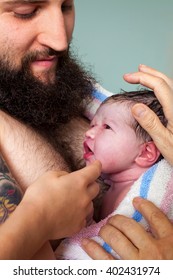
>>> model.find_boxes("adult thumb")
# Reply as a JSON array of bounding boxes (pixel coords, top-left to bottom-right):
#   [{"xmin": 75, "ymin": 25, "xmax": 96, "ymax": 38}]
[
  {"xmin": 133, "ymin": 104, "xmax": 173, "ymax": 165},
  {"xmin": 131, "ymin": 103, "xmax": 167, "ymax": 148}
]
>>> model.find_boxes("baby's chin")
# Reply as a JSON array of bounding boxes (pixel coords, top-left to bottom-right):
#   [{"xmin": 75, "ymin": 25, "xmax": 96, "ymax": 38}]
[
  {"xmin": 85, "ymin": 156, "xmax": 105, "ymax": 172},
  {"xmin": 84, "ymin": 154, "xmax": 96, "ymax": 166},
  {"xmin": 85, "ymin": 159, "xmax": 94, "ymax": 166}
]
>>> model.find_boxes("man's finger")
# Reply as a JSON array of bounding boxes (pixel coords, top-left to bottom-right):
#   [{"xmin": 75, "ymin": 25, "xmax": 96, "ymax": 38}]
[
  {"xmin": 99, "ymin": 222, "xmax": 138, "ymax": 259},
  {"xmin": 131, "ymin": 103, "xmax": 167, "ymax": 141},
  {"xmin": 81, "ymin": 238, "xmax": 115, "ymax": 260},
  {"xmin": 131, "ymin": 104, "xmax": 173, "ymax": 164},
  {"xmin": 87, "ymin": 182, "xmax": 100, "ymax": 199},
  {"xmin": 104, "ymin": 215, "xmax": 153, "ymax": 254},
  {"xmin": 138, "ymin": 65, "xmax": 173, "ymax": 87},
  {"xmin": 123, "ymin": 72, "xmax": 173, "ymax": 115},
  {"xmin": 72, "ymin": 160, "xmax": 102, "ymax": 183},
  {"xmin": 133, "ymin": 197, "xmax": 173, "ymax": 238}
]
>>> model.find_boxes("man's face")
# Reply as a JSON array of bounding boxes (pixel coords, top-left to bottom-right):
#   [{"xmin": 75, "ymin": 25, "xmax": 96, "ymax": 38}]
[
  {"xmin": 0, "ymin": 0, "xmax": 95, "ymax": 128},
  {"xmin": 0, "ymin": 0, "xmax": 75, "ymax": 83}
]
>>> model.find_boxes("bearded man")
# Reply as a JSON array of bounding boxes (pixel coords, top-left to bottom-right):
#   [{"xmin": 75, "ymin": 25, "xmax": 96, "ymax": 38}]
[
  {"xmin": 0, "ymin": 0, "xmax": 101, "ymax": 259},
  {"xmin": 0, "ymin": 0, "xmax": 172, "ymax": 261}
]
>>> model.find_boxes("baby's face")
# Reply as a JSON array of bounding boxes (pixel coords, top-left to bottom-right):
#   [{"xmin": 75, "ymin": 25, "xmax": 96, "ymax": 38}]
[{"xmin": 83, "ymin": 102, "xmax": 143, "ymax": 174}]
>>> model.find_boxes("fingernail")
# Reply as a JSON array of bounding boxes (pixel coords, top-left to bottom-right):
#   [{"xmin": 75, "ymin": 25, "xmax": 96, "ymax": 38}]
[
  {"xmin": 133, "ymin": 197, "xmax": 143, "ymax": 205},
  {"xmin": 132, "ymin": 104, "xmax": 146, "ymax": 118}
]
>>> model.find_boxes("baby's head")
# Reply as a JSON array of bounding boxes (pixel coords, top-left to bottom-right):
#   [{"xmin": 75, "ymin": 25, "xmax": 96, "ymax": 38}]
[
  {"xmin": 84, "ymin": 89, "xmax": 167, "ymax": 174},
  {"xmin": 102, "ymin": 89, "xmax": 167, "ymax": 144}
]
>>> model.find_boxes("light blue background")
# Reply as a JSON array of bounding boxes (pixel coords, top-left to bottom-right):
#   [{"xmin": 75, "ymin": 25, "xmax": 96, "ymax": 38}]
[{"xmin": 73, "ymin": 0, "xmax": 173, "ymax": 93}]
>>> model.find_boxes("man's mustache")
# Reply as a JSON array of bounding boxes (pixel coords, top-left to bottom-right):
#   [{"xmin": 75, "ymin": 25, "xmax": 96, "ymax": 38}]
[{"xmin": 22, "ymin": 48, "xmax": 68, "ymax": 64}]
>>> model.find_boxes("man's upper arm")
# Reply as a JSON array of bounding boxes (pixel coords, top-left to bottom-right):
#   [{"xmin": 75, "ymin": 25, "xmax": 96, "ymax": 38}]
[{"xmin": 0, "ymin": 157, "xmax": 23, "ymax": 223}]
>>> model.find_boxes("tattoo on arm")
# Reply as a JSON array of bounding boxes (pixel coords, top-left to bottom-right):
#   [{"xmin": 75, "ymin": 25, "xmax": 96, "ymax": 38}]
[{"xmin": 0, "ymin": 157, "xmax": 23, "ymax": 223}]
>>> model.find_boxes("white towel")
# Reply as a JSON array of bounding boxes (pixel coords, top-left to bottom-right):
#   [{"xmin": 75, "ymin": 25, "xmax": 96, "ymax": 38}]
[{"xmin": 55, "ymin": 159, "xmax": 173, "ymax": 259}]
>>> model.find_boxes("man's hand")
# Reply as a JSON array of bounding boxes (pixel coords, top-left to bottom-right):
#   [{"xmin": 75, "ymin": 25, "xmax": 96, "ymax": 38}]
[
  {"xmin": 24, "ymin": 160, "xmax": 101, "ymax": 240},
  {"xmin": 124, "ymin": 65, "xmax": 173, "ymax": 165},
  {"xmin": 0, "ymin": 161, "xmax": 101, "ymax": 259},
  {"xmin": 82, "ymin": 198, "xmax": 173, "ymax": 260}
]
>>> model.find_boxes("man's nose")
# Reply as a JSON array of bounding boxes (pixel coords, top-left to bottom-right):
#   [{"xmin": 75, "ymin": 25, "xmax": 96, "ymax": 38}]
[{"xmin": 37, "ymin": 10, "xmax": 70, "ymax": 52}]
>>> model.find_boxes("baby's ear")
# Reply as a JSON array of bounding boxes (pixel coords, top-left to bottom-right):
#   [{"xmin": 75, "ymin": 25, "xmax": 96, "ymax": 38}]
[{"xmin": 135, "ymin": 141, "xmax": 160, "ymax": 167}]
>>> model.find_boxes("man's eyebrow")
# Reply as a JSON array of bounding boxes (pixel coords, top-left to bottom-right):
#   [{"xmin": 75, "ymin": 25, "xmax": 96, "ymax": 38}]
[{"xmin": 2, "ymin": 0, "xmax": 45, "ymax": 4}]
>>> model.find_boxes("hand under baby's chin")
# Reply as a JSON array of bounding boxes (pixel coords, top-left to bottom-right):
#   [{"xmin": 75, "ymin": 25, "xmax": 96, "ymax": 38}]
[
  {"xmin": 84, "ymin": 155, "xmax": 96, "ymax": 166},
  {"xmin": 100, "ymin": 172, "xmax": 111, "ymax": 184}
]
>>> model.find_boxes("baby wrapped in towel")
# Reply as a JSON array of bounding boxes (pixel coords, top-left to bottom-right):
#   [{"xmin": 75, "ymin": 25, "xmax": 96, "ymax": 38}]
[{"xmin": 56, "ymin": 90, "xmax": 171, "ymax": 260}]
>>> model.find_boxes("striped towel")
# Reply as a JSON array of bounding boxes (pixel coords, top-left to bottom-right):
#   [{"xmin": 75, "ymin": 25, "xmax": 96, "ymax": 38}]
[
  {"xmin": 84, "ymin": 83, "xmax": 114, "ymax": 120},
  {"xmin": 55, "ymin": 159, "xmax": 173, "ymax": 259}
]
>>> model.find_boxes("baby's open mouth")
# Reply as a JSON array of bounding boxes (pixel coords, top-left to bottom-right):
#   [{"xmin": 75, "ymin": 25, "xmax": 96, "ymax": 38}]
[{"xmin": 83, "ymin": 141, "xmax": 94, "ymax": 159}]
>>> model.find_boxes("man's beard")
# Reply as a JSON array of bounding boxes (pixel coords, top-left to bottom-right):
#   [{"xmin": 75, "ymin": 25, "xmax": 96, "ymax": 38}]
[{"xmin": 0, "ymin": 49, "xmax": 95, "ymax": 129}]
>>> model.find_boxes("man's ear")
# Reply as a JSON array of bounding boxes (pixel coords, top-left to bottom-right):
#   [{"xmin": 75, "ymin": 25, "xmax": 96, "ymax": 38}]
[{"xmin": 135, "ymin": 141, "xmax": 161, "ymax": 168}]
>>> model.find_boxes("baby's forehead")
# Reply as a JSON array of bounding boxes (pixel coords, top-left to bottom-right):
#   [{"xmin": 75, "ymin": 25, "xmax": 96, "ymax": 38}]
[
  {"xmin": 97, "ymin": 101, "xmax": 131, "ymax": 115},
  {"xmin": 95, "ymin": 101, "xmax": 134, "ymax": 123}
]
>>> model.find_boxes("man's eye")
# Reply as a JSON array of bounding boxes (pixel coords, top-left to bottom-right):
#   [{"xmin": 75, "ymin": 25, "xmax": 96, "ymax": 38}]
[
  {"xmin": 105, "ymin": 124, "xmax": 111, "ymax": 129},
  {"xmin": 14, "ymin": 8, "xmax": 37, "ymax": 19},
  {"xmin": 61, "ymin": 4, "xmax": 73, "ymax": 12}
]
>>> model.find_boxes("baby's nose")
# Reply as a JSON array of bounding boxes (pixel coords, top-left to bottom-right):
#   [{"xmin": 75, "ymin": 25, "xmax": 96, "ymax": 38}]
[{"xmin": 85, "ymin": 126, "xmax": 98, "ymax": 139}]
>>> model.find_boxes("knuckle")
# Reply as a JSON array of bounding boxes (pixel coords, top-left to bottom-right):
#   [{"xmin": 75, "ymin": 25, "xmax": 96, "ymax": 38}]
[
  {"xmin": 108, "ymin": 214, "xmax": 128, "ymax": 227},
  {"xmin": 144, "ymin": 114, "xmax": 158, "ymax": 131},
  {"xmin": 77, "ymin": 177, "xmax": 86, "ymax": 187},
  {"xmin": 154, "ymin": 77, "xmax": 167, "ymax": 90},
  {"xmin": 149, "ymin": 209, "xmax": 164, "ymax": 225},
  {"xmin": 108, "ymin": 214, "xmax": 119, "ymax": 224},
  {"xmin": 120, "ymin": 218, "xmax": 134, "ymax": 229}
]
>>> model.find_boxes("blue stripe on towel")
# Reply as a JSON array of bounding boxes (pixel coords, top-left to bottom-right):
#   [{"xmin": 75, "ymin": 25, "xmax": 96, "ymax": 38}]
[
  {"xmin": 92, "ymin": 89, "xmax": 107, "ymax": 102},
  {"xmin": 101, "ymin": 163, "xmax": 158, "ymax": 254},
  {"xmin": 103, "ymin": 242, "xmax": 112, "ymax": 253},
  {"xmin": 132, "ymin": 163, "xmax": 158, "ymax": 222}
]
